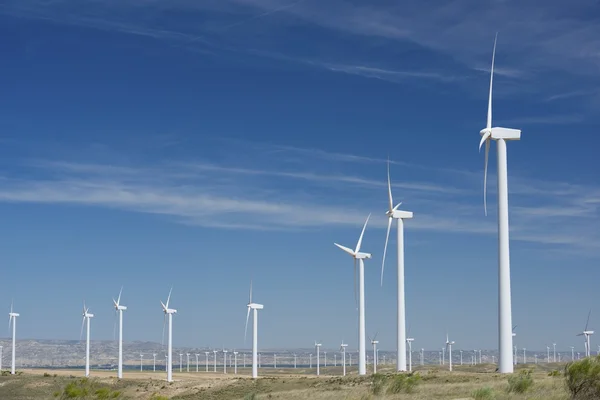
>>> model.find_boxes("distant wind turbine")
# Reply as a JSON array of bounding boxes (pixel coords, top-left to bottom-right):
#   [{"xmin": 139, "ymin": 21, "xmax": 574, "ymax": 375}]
[
  {"xmin": 112, "ymin": 287, "xmax": 127, "ymax": 379},
  {"xmin": 80, "ymin": 302, "xmax": 94, "ymax": 377},
  {"xmin": 478, "ymin": 33, "xmax": 521, "ymax": 374},
  {"xmin": 335, "ymin": 214, "xmax": 372, "ymax": 376},
  {"xmin": 406, "ymin": 337, "xmax": 414, "ymax": 372},
  {"xmin": 160, "ymin": 288, "xmax": 177, "ymax": 382},
  {"xmin": 213, "ymin": 350, "xmax": 217, "ymax": 372},
  {"xmin": 223, "ymin": 349, "xmax": 228, "ymax": 374},
  {"xmin": 244, "ymin": 280, "xmax": 264, "ymax": 379},
  {"xmin": 8, "ymin": 301, "xmax": 20, "ymax": 375},
  {"xmin": 205, "ymin": 352, "xmax": 209, "ymax": 372},
  {"xmin": 233, "ymin": 351, "xmax": 238, "ymax": 374},
  {"xmin": 381, "ymin": 160, "xmax": 413, "ymax": 372},
  {"xmin": 369, "ymin": 333, "xmax": 379, "ymax": 374},
  {"xmin": 340, "ymin": 341, "xmax": 348, "ymax": 376},
  {"xmin": 577, "ymin": 310, "xmax": 594, "ymax": 357},
  {"xmin": 446, "ymin": 334, "xmax": 455, "ymax": 371},
  {"xmin": 315, "ymin": 342, "xmax": 322, "ymax": 376}
]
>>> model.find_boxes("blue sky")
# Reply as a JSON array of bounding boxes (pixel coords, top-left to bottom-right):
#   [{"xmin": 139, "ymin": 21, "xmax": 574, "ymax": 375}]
[{"xmin": 0, "ymin": 0, "xmax": 598, "ymax": 355}]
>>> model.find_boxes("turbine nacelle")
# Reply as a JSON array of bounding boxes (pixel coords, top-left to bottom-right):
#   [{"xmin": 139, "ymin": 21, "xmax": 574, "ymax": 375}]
[
  {"xmin": 388, "ymin": 209, "xmax": 413, "ymax": 220},
  {"xmin": 116, "ymin": 305, "xmax": 127, "ymax": 311},
  {"xmin": 248, "ymin": 303, "xmax": 264, "ymax": 310},
  {"xmin": 8, "ymin": 313, "xmax": 19, "ymax": 318},
  {"xmin": 355, "ymin": 252, "xmax": 372, "ymax": 260},
  {"xmin": 406, "ymin": 338, "xmax": 414, "ymax": 342}
]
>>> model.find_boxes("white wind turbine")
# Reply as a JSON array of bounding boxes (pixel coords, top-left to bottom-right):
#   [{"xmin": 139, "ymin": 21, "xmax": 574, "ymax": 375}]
[
  {"xmin": 335, "ymin": 214, "xmax": 372, "ymax": 376},
  {"xmin": 80, "ymin": 302, "xmax": 94, "ymax": 377},
  {"xmin": 160, "ymin": 288, "xmax": 177, "ymax": 382},
  {"xmin": 577, "ymin": 310, "xmax": 594, "ymax": 357},
  {"xmin": 8, "ymin": 301, "xmax": 19, "ymax": 375},
  {"xmin": 315, "ymin": 341, "xmax": 322, "ymax": 376},
  {"xmin": 340, "ymin": 341, "xmax": 348, "ymax": 376},
  {"xmin": 112, "ymin": 287, "xmax": 127, "ymax": 379},
  {"xmin": 478, "ymin": 33, "xmax": 521, "ymax": 374},
  {"xmin": 381, "ymin": 161, "xmax": 413, "ymax": 372},
  {"xmin": 244, "ymin": 280, "xmax": 264, "ymax": 379},
  {"xmin": 512, "ymin": 325, "xmax": 517, "ymax": 365},
  {"xmin": 369, "ymin": 333, "xmax": 379, "ymax": 374},
  {"xmin": 446, "ymin": 334, "xmax": 455, "ymax": 372},
  {"xmin": 406, "ymin": 337, "xmax": 414, "ymax": 372}
]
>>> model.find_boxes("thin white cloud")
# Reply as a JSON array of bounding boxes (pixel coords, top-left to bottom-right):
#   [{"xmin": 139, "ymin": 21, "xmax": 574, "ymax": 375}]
[{"xmin": 0, "ymin": 152, "xmax": 597, "ymax": 253}]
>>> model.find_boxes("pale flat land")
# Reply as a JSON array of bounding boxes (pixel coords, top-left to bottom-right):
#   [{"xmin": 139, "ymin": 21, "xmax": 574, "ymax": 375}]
[{"xmin": 0, "ymin": 364, "xmax": 571, "ymax": 399}]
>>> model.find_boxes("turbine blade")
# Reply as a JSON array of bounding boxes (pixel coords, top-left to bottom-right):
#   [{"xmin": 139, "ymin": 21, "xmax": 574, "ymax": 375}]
[
  {"xmin": 334, "ymin": 243, "xmax": 355, "ymax": 256},
  {"xmin": 244, "ymin": 306, "xmax": 251, "ymax": 344},
  {"xmin": 512, "ymin": 325, "xmax": 517, "ymax": 332},
  {"xmin": 374, "ymin": 331, "xmax": 378, "ymax": 341},
  {"xmin": 487, "ymin": 32, "xmax": 497, "ymax": 131},
  {"xmin": 80, "ymin": 316, "xmax": 85, "ymax": 341},
  {"xmin": 117, "ymin": 286, "xmax": 123, "ymax": 306},
  {"xmin": 249, "ymin": 280, "xmax": 253, "ymax": 305},
  {"xmin": 355, "ymin": 213, "xmax": 371, "ymax": 253},
  {"xmin": 585, "ymin": 309, "xmax": 592, "ymax": 331},
  {"xmin": 10, "ymin": 300, "xmax": 13, "ymax": 314},
  {"xmin": 381, "ymin": 216, "xmax": 393, "ymax": 286},
  {"xmin": 483, "ymin": 138, "xmax": 490, "ymax": 216},
  {"xmin": 166, "ymin": 287, "xmax": 172, "ymax": 309},
  {"xmin": 387, "ymin": 159, "xmax": 393, "ymax": 212},
  {"xmin": 113, "ymin": 310, "xmax": 117, "ymax": 342}
]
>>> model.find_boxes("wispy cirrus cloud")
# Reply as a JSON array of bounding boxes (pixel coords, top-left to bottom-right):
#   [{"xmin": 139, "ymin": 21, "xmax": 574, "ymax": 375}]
[
  {"xmin": 4, "ymin": 0, "xmax": 600, "ymax": 106},
  {"xmin": 0, "ymin": 139, "xmax": 597, "ymax": 254}
]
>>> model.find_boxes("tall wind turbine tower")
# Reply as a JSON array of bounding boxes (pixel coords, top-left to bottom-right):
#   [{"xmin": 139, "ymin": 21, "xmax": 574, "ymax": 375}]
[
  {"xmin": 478, "ymin": 33, "xmax": 521, "ymax": 374},
  {"xmin": 381, "ymin": 161, "xmax": 413, "ymax": 372},
  {"xmin": 335, "ymin": 214, "xmax": 372, "ymax": 376},
  {"xmin": 244, "ymin": 280, "xmax": 264, "ymax": 379},
  {"xmin": 8, "ymin": 302, "xmax": 19, "ymax": 375},
  {"xmin": 80, "ymin": 303, "xmax": 94, "ymax": 377},
  {"xmin": 160, "ymin": 288, "xmax": 177, "ymax": 382},
  {"xmin": 113, "ymin": 287, "xmax": 127, "ymax": 379}
]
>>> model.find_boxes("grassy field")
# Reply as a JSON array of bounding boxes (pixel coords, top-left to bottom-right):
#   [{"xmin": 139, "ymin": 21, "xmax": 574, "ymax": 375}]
[{"xmin": 0, "ymin": 363, "xmax": 571, "ymax": 399}]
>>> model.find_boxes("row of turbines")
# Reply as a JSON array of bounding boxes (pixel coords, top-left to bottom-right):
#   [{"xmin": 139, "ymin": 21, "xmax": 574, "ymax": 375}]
[{"xmin": 1, "ymin": 34, "xmax": 594, "ymax": 382}]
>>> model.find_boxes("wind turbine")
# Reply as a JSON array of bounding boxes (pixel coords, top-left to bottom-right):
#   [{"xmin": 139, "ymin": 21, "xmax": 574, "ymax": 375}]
[
  {"xmin": 523, "ymin": 348, "xmax": 526, "ymax": 364},
  {"xmin": 553, "ymin": 343, "xmax": 557, "ymax": 363},
  {"xmin": 80, "ymin": 302, "xmax": 94, "ymax": 377},
  {"xmin": 213, "ymin": 350, "xmax": 217, "ymax": 372},
  {"xmin": 446, "ymin": 334, "xmax": 455, "ymax": 371},
  {"xmin": 160, "ymin": 288, "xmax": 177, "ymax": 382},
  {"xmin": 381, "ymin": 161, "xmax": 413, "ymax": 372},
  {"xmin": 244, "ymin": 280, "xmax": 264, "ymax": 379},
  {"xmin": 478, "ymin": 33, "xmax": 521, "ymax": 374},
  {"xmin": 406, "ymin": 337, "xmax": 414, "ymax": 372},
  {"xmin": 222, "ymin": 349, "xmax": 228, "ymax": 374},
  {"xmin": 205, "ymin": 352, "xmax": 209, "ymax": 372},
  {"xmin": 140, "ymin": 354, "xmax": 144, "ymax": 371},
  {"xmin": 233, "ymin": 351, "xmax": 238, "ymax": 374},
  {"xmin": 577, "ymin": 310, "xmax": 594, "ymax": 357},
  {"xmin": 512, "ymin": 325, "xmax": 517, "ymax": 365},
  {"xmin": 112, "ymin": 287, "xmax": 127, "ymax": 379},
  {"xmin": 368, "ymin": 333, "xmax": 379, "ymax": 374},
  {"xmin": 340, "ymin": 341, "xmax": 348, "ymax": 376},
  {"xmin": 195, "ymin": 353, "xmax": 199, "ymax": 373},
  {"xmin": 8, "ymin": 302, "xmax": 19, "ymax": 375},
  {"xmin": 315, "ymin": 341, "xmax": 322, "ymax": 376},
  {"xmin": 334, "ymin": 214, "xmax": 372, "ymax": 376},
  {"xmin": 0, "ymin": 345, "xmax": 3, "ymax": 371},
  {"xmin": 153, "ymin": 353, "xmax": 157, "ymax": 372}
]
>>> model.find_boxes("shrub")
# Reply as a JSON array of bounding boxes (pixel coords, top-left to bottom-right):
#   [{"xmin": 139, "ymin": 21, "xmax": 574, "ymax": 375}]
[
  {"xmin": 548, "ymin": 369, "xmax": 561, "ymax": 377},
  {"xmin": 63, "ymin": 382, "xmax": 88, "ymax": 398},
  {"xmin": 472, "ymin": 387, "xmax": 495, "ymax": 400},
  {"xmin": 564, "ymin": 355, "xmax": 600, "ymax": 399},
  {"xmin": 95, "ymin": 388, "xmax": 111, "ymax": 400},
  {"xmin": 370, "ymin": 373, "xmax": 387, "ymax": 395},
  {"xmin": 149, "ymin": 395, "xmax": 169, "ymax": 400},
  {"xmin": 507, "ymin": 369, "xmax": 534, "ymax": 393},
  {"xmin": 387, "ymin": 373, "xmax": 421, "ymax": 394},
  {"xmin": 243, "ymin": 393, "xmax": 256, "ymax": 400},
  {"xmin": 43, "ymin": 372, "xmax": 52, "ymax": 377}
]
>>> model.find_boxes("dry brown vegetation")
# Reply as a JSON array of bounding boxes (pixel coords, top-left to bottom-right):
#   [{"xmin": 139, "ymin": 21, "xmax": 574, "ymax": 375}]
[{"xmin": 0, "ymin": 363, "xmax": 570, "ymax": 399}]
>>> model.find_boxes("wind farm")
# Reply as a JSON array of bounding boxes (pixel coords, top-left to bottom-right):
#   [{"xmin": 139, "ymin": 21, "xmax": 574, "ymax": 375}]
[{"xmin": 0, "ymin": 1, "xmax": 599, "ymax": 399}]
